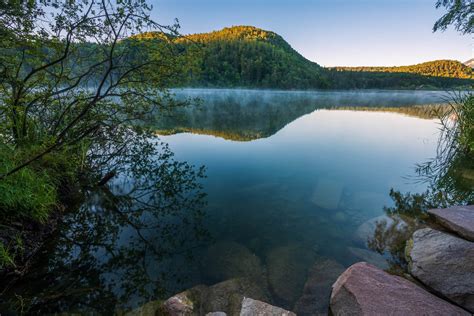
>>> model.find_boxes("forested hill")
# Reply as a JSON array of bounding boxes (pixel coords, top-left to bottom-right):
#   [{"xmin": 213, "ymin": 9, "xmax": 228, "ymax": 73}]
[
  {"xmin": 331, "ymin": 60, "xmax": 473, "ymax": 79},
  {"xmin": 130, "ymin": 26, "xmax": 473, "ymax": 89},
  {"xmin": 134, "ymin": 26, "xmax": 328, "ymax": 89}
]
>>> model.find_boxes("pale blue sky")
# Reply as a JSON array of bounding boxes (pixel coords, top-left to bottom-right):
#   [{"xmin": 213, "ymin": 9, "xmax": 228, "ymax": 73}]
[{"xmin": 151, "ymin": 0, "xmax": 472, "ymax": 67}]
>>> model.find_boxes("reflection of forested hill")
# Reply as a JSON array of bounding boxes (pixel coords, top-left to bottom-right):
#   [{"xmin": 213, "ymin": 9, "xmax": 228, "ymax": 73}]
[
  {"xmin": 331, "ymin": 105, "xmax": 450, "ymax": 120},
  {"xmin": 152, "ymin": 89, "xmax": 450, "ymax": 141}
]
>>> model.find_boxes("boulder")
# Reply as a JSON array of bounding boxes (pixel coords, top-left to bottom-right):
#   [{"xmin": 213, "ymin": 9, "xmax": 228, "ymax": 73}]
[
  {"xmin": 266, "ymin": 245, "xmax": 315, "ymax": 306},
  {"xmin": 348, "ymin": 247, "xmax": 388, "ymax": 269},
  {"xmin": 294, "ymin": 259, "xmax": 345, "ymax": 316},
  {"xmin": 428, "ymin": 205, "xmax": 474, "ymax": 241},
  {"xmin": 407, "ymin": 228, "xmax": 474, "ymax": 312},
  {"xmin": 203, "ymin": 241, "xmax": 264, "ymax": 284},
  {"xmin": 330, "ymin": 262, "xmax": 469, "ymax": 315},
  {"xmin": 240, "ymin": 297, "xmax": 295, "ymax": 316},
  {"xmin": 206, "ymin": 313, "xmax": 227, "ymax": 316},
  {"xmin": 161, "ymin": 278, "xmax": 269, "ymax": 316}
]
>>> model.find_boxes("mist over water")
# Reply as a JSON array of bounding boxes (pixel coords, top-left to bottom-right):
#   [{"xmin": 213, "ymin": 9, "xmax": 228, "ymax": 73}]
[{"xmin": 4, "ymin": 89, "xmax": 444, "ymax": 313}]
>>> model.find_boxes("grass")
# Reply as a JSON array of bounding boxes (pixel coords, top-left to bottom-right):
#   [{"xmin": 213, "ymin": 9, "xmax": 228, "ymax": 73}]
[
  {"xmin": 416, "ymin": 92, "xmax": 474, "ymax": 182},
  {"xmin": 0, "ymin": 145, "xmax": 58, "ymax": 223}
]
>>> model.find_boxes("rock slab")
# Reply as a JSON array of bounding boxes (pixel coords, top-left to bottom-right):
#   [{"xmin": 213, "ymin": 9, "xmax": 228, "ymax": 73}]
[
  {"xmin": 330, "ymin": 262, "xmax": 469, "ymax": 316},
  {"xmin": 428, "ymin": 205, "xmax": 474, "ymax": 241},
  {"xmin": 240, "ymin": 297, "xmax": 295, "ymax": 316},
  {"xmin": 407, "ymin": 228, "xmax": 474, "ymax": 312}
]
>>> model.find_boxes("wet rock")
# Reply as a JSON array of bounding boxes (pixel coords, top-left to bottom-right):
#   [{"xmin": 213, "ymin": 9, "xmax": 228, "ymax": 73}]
[
  {"xmin": 206, "ymin": 312, "xmax": 226, "ymax": 316},
  {"xmin": 266, "ymin": 245, "xmax": 315, "ymax": 306},
  {"xmin": 203, "ymin": 241, "xmax": 264, "ymax": 284},
  {"xmin": 240, "ymin": 297, "xmax": 295, "ymax": 316},
  {"xmin": 294, "ymin": 259, "xmax": 345, "ymax": 316},
  {"xmin": 407, "ymin": 228, "xmax": 474, "ymax": 312},
  {"xmin": 161, "ymin": 285, "xmax": 208, "ymax": 316},
  {"xmin": 310, "ymin": 178, "xmax": 344, "ymax": 210},
  {"xmin": 203, "ymin": 278, "xmax": 270, "ymax": 316},
  {"xmin": 348, "ymin": 247, "xmax": 388, "ymax": 269},
  {"xmin": 161, "ymin": 278, "xmax": 269, "ymax": 316},
  {"xmin": 330, "ymin": 262, "xmax": 469, "ymax": 316},
  {"xmin": 428, "ymin": 205, "xmax": 474, "ymax": 241}
]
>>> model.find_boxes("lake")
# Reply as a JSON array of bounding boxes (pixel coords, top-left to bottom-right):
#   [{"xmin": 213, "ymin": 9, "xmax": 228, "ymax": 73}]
[{"xmin": 2, "ymin": 89, "xmax": 447, "ymax": 314}]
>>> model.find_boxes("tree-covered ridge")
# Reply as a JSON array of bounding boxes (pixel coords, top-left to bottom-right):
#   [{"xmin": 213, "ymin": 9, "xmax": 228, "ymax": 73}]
[
  {"xmin": 130, "ymin": 26, "xmax": 473, "ymax": 89},
  {"xmin": 332, "ymin": 60, "xmax": 473, "ymax": 79},
  {"xmin": 178, "ymin": 26, "xmax": 296, "ymax": 54},
  {"xmin": 131, "ymin": 26, "xmax": 328, "ymax": 89}
]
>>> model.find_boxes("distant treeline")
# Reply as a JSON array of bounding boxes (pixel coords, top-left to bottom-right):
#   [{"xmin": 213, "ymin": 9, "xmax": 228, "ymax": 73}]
[
  {"xmin": 331, "ymin": 60, "xmax": 473, "ymax": 79},
  {"xmin": 88, "ymin": 26, "xmax": 474, "ymax": 90}
]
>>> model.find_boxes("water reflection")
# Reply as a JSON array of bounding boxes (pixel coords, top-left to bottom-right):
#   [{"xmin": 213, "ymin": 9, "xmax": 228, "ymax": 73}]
[
  {"xmin": 1, "ymin": 143, "xmax": 208, "ymax": 314},
  {"xmin": 368, "ymin": 152, "xmax": 474, "ymax": 274},
  {"xmin": 0, "ymin": 89, "xmax": 453, "ymax": 314},
  {"xmin": 154, "ymin": 89, "xmax": 448, "ymax": 141}
]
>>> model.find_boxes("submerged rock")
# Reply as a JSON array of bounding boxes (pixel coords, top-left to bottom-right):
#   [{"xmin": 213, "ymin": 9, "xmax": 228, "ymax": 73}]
[
  {"xmin": 240, "ymin": 297, "xmax": 295, "ymax": 316},
  {"xmin": 330, "ymin": 262, "xmax": 469, "ymax": 316},
  {"xmin": 310, "ymin": 178, "xmax": 344, "ymax": 210},
  {"xmin": 294, "ymin": 258, "xmax": 345, "ymax": 316},
  {"xmin": 161, "ymin": 278, "xmax": 269, "ymax": 316},
  {"xmin": 407, "ymin": 228, "xmax": 474, "ymax": 312},
  {"xmin": 428, "ymin": 205, "xmax": 474, "ymax": 241},
  {"xmin": 266, "ymin": 245, "xmax": 315, "ymax": 306},
  {"xmin": 203, "ymin": 241, "xmax": 264, "ymax": 284},
  {"xmin": 203, "ymin": 278, "xmax": 270, "ymax": 316},
  {"xmin": 348, "ymin": 247, "xmax": 388, "ymax": 269},
  {"xmin": 354, "ymin": 215, "xmax": 402, "ymax": 246}
]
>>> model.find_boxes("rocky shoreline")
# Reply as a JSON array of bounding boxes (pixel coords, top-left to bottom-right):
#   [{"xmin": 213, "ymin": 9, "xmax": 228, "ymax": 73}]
[{"xmin": 124, "ymin": 205, "xmax": 473, "ymax": 315}]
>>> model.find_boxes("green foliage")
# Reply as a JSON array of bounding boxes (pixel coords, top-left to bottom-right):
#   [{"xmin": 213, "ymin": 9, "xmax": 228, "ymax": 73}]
[
  {"xmin": 0, "ymin": 241, "xmax": 16, "ymax": 269},
  {"xmin": 0, "ymin": 145, "xmax": 57, "ymax": 223},
  {"xmin": 434, "ymin": 0, "xmax": 473, "ymax": 34},
  {"xmin": 456, "ymin": 94, "xmax": 474, "ymax": 154}
]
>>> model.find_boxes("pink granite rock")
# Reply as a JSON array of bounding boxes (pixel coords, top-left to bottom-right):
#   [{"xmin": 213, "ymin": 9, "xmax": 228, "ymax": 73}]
[
  {"xmin": 330, "ymin": 262, "xmax": 469, "ymax": 316},
  {"xmin": 428, "ymin": 205, "xmax": 474, "ymax": 241}
]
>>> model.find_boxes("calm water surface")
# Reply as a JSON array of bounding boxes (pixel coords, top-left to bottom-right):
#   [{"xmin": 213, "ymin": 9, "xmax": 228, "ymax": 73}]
[{"xmin": 2, "ymin": 89, "xmax": 446, "ymax": 314}]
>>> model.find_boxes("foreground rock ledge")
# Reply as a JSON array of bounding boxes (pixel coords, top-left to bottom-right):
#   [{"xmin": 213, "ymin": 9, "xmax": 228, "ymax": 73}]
[
  {"xmin": 428, "ymin": 205, "xmax": 474, "ymax": 241},
  {"xmin": 407, "ymin": 228, "xmax": 474, "ymax": 312},
  {"xmin": 330, "ymin": 262, "xmax": 469, "ymax": 316}
]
